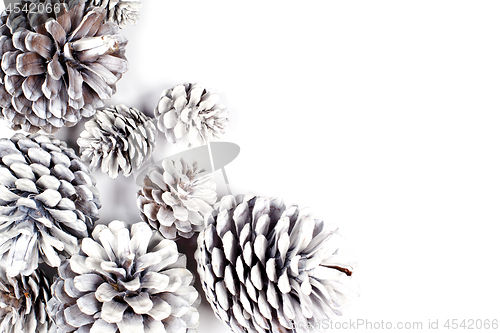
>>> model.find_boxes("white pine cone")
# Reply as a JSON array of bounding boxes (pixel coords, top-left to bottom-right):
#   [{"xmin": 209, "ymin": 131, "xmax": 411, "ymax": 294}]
[
  {"xmin": 77, "ymin": 104, "xmax": 157, "ymax": 179},
  {"xmin": 137, "ymin": 158, "xmax": 217, "ymax": 240},
  {"xmin": 47, "ymin": 221, "xmax": 200, "ymax": 333},
  {"xmin": 155, "ymin": 83, "xmax": 229, "ymax": 147},
  {"xmin": 87, "ymin": 0, "xmax": 143, "ymax": 28},
  {"xmin": 0, "ymin": 261, "xmax": 51, "ymax": 333},
  {"xmin": 0, "ymin": 133, "xmax": 101, "ymax": 277},
  {"xmin": 195, "ymin": 195, "xmax": 358, "ymax": 333},
  {"xmin": 0, "ymin": 0, "xmax": 128, "ymax": 134}
]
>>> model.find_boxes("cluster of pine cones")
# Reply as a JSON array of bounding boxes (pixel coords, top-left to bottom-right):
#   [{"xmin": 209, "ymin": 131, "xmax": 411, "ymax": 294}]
[{"xmin": 0, "ymin": 1, "xmax": 357, "ymax": 333}]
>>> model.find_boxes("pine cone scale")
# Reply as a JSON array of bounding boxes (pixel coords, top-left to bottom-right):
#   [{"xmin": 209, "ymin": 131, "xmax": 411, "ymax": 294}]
[
  {"xmin": 155, "ymin": 83, "xmax": 229, "ymax": 146},
  {"xmin": 196, "ymin": 194, "xmax": 358, "ymax": 333},
  {"xmin": 0, "ymin": 263, "xmax": 50, "ymax": 333},
  {"xmin": 0, "ymin": 133, "xmax": 100, "ymax": 277},
  {"xmin": 48, "ymin": 221, "xmax": 200, "ymax": 333},
  {"xmin": 78, "ymin": 104, "xmax": 156, "ymax": 179},
  {"xmin": 0, "ymin": 0, "xmax": 128, "ymax": 133},
  {"xmin": 138, "ymin": 158, "xmax": 217, "ymax": 240},
  {"xmin": 88, "ymin": 0, "xmax": 143, "ymax": 29}
]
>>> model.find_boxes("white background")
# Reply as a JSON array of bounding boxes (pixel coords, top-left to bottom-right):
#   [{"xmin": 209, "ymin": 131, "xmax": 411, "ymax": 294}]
[{"xmin": 2, "ymin": 1, "xmax": 500, "ymax": 332}]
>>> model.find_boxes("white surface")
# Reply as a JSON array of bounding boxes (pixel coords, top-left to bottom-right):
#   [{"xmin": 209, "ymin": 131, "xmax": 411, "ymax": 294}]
[{"xmin": 2, "ymin": 1, "xmax": 500, "ymax": 332}]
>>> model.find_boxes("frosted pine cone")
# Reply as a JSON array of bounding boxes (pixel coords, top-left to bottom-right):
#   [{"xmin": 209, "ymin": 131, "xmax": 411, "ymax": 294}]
[
  {"xmin": 195, "ymin": 195, "xmax": 358, "ymax": 333},
  {"xmin": 0, "ymin": 0, "xmax": 128, "ymax": 134},
  {"xmin": 87, "ymin": 0, "xmax": 143, "ymax": 28},
  {"xmin": 47, "ymin": 221, "xmax": 200, "ymax": 333},
  {"xmin": 0, "ymin": 261, "xmax": 51, "ymax": 333},
  {"xmin": 77, "ymin": 104, "xmax": 157, "ymax": 179},
  {"xmin": 155, "ymin": 83, "xmax": 229, "ymax": 147},
  {"xmin": 137, "ymin": 158, "xmax": 217, "ymax": 240},
  {"xmin": 0, "ymin": 133, "xmax": 101, "ymax": 277}
]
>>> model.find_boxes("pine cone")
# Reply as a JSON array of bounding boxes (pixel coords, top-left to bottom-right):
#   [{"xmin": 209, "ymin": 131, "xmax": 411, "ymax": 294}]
[
  {"xmin": 0, "ymin": 0, "xmax": 128, "ymax": 134},
  {"xmin": 195, "ymin": 195, "xmax": 358, "ymax": 333},
  {"xmin": 155, "ymin": 83, "xmax": 229, "ymax": 147},
  {"xmin": 47, "ymin": 221, "xmax": 200, "ymax": 333},
  {"xmin": 77, "ymin": 104, "xmax": 157, "ymax": 179},
  {"xmin": 87, "ymin": 0, "xmax": 143, "ymax": 28},
  {"xmin": 0, "ymin": 133, "xmax": 101, "ymax": 277},
  {"xmin": 137, "ymin": 158, "xmax": 217, "ymax": 240},
  {"xmin": 0, "ymin": 261, "xmax": 51, "ymax": 333}
]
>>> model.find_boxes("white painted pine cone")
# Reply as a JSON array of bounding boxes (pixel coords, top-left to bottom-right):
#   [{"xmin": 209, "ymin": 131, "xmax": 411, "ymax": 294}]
[
  {"xmin": 87, "ymin": 0, "xmax": 143, "ymax": 28},
  {"xmin": 0, "ymin": 0, "xmax": 128, "ymax": 133},
  {"xmin": 137, "ymin": 158, "xmax": 217, "ymax": 240},
  {"xmin": 155, "ymin": 83, "xmax": 229, "ymax": 147},
  {"xmin": 77, "ymin": 104, "xmax": 157, "ymax": 179},
  {"xmin": 195, "ymin": 195, "xmax": 358, "ymax": 333},
  {"xmin": 0, "ymin": 261, "xmax": 51, "ymax": 333},
  {"xmin": 47, "ymin": 221, "xmax": 200, "ymax": 333},
  {"xmin": 0, "ymin": 133, "xmax": 101, "ymax": 277}
]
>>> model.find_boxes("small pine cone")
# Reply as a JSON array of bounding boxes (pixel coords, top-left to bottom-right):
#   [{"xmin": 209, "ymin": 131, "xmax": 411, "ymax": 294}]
[
  {"xmin": 155, "ymin": 83, "xmax": 229, "ymax": 147},
  {"xmin": 137, "ymin": 158, "xmax": 217, "ymax": 240},
  {"xmin": 87, "ymin": 0, "xmax": 143, "ymax": 28},
  {"xmin": 0, "ymin": 0, "xmax": 128, "ymax": 134},
  {"xmin": 77, "ymin": 104, "xmax": 157, "ymax": 179},
  {"xmin": 47, "ymin": 221, "xmax": 200, "ymax": 333},
  {"xmin": 0, "ymin": 133, "xmax": 101, "ymax": 277},
  {"xmin": 195, "ymin": 195, "xmax": 358, "ymax": 333},
  {"xmin": 0, "ymin": 261, "xmax": 51, "ymax": 333}
]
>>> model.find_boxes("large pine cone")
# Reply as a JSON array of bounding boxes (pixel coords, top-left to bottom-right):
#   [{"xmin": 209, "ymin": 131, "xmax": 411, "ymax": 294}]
[
  {"xmin": 0, "ymin": 261, "xmax": 51, "ymax": 333},
  {"xmin": 0, "ymin": 0, "xmax": 128, "ymax": 134},
  {"xmin": 155, "ymin": 83, "xmax": 229, "ymax": 147},
  {"xmin": 47, "ymin": 221, "xmax": 200, "ymax": 333},
  {"xmin": 137, "ymin": 158, "xmax": 217, "ymax": 240},
  {"xmin": 87, "ymin": 0, "xmax": 143, "ymax": 28},
  {"xmin": 195, "ymin": 195, "xmax": 358, "ymax": 333},
  {"xmin": 0, "ymin": 133, "xmax": 101, "ymax": 277},
  {"xmin": 77, "ymin": 104, "xmax": 157, "ymax": 179}
]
